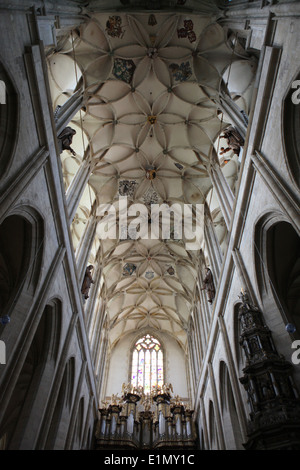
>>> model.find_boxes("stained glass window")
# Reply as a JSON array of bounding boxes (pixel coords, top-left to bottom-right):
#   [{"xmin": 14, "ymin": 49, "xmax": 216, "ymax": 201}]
[{"xmin": 131, "ymin": 334, "xmax": 163, "ymax": 394}]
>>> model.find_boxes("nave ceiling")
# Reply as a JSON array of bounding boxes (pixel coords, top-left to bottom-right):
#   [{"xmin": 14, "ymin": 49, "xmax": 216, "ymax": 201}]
[{"xmin": 47, "ymin": 10, "xmax": 257, "ymax": 350}]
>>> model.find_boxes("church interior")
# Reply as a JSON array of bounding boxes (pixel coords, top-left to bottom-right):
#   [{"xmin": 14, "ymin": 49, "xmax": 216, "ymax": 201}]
[{"xmin": 0, "ymin": 0, "xmax": 300, "ymax": 451}]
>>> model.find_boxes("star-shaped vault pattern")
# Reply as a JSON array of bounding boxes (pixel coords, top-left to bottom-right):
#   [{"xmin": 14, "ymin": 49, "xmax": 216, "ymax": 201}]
[{"xmin": 47, "ymin": 12, "xmax": 257, "ymax": 351}]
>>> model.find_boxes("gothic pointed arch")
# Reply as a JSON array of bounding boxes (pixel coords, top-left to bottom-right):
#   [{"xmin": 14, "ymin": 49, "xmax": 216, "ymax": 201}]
[
  {"xmin": 219, "ymin": 361, "xmax": 243, "ymax": 449},
  {"xmin": 0, "ymin": 208, "xmax": 44, "ymax": 327},
  {"xmin": 0, "ymin": 299, "xmax": 62, "ymax": 449},
  {"xmin": 44, "ymin": 356, "xmax": 76, "ymax": 450},
  {"xmin": 130, "ymin": 332, "xmax": 164, "ymax": 394},
  {"xmin": 208, "ymin": 400, "xmax": 218, "ymax": 450},
  {"xmin": 282, "ymin": 70, "xmax": 300, "ymax": 188},
  {"xmin": 0, "ymin": 56, "xmax": 19, "ymax": 177},
  {"xmin": 71, "ymin": 397, "xmax": 85, "ymax": 450},
  {"xmin": 255, "ymin": 212, "xmax": 300, "ymax": 339}
]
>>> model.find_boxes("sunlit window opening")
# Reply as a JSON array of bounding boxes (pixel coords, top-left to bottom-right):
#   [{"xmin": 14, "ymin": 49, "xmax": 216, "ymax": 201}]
[{"xmin": 131, "ymin": 334, "xmax": 163, "ymax": 394}]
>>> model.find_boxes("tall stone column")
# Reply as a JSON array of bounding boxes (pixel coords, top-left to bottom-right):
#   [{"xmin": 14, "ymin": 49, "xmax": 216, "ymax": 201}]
[
  {"xmin": 204, "ymin": 204, "xmax": 223, "ymax": 280},
  {"xmin": 251, "ymin": 151, "xmax": 300, "ymax": 228},
  {"xmin": 85, "ymin": 259, "xmax": 102, "ymax": 326},
  {"xmin": 95, "ymin": 334, "xmax": 108, "ymax": 398},
  {"xmin": 190, "ymin": 315, "xmax": 201, "ymax": 376},
  {"xmin": 193, "ymin": 303, "xmax": 205, "ymax": 362},
  {"xmin": 232, "ymin": 248, "xmax": 259, "ymax": 306},
  {"xmin": 187, "ymin": 332, "xmax": 198, "ymax": 389},
  {"xmin": 199, "ymin": 396, "xmax": 209, "ymax": 450},
  {"xmin": 217, "ymin": 93, "xmax": 248, "ymax": 139},
  {"xmin": 208, "ymin": 362, "xmax": 226, "ymax": 449},
  {"xmin": 218, "ymin": 315, "xmax": 248, "ymax": 442},
  {"xmin": 199, "ymin": 249, "xmax": 216, "ymax": 315},
  {"xmin": 209, "ymin": 162, "xmax": 234, "ymax": 230},
  {"xmin": 55, "ymin": 89, "xmax": 86, "ymax": 135},
  {"xmin": 197, "ymin": 284, "xmax": 209, "ymax": 343},
  {"xmin": 89, "ymin": 297, "xmax": 105, "ymax": 357},
  {"xmin": 76, "ymin": 202, "xmax": 98, "ymax": 279},
  {"xmin": 66, "ymin": 156, "xmax": 92, "ymax": 223}
]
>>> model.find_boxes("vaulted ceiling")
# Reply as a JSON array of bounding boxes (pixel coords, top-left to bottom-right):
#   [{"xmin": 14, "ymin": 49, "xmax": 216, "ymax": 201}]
[{"xmin": 47, "ymin": 10, "xmax": 256, "ymax": 351}]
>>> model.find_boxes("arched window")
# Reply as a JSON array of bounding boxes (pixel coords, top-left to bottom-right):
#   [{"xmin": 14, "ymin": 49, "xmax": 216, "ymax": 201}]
[
  {"xmin": 283, "ymin": 72, "xmax": 300, "ymax": 188},
  {"xmin": 208, "ymin": 400, "xmax": 218, "ymax": 450},
  {"xmin": 255, "ymin": 215, "xmax": 300, "ymax": 339},
  {"xmin": 0, "ymin": 210, "xmax": 44, "ymax": 329},
  {"xmin": 0, "ymin": 300, "xmax": 61, "ymax": 449},
  {"xmin": 44, "ymin": 356, "xmax": 75, "ymax": 450},
  {"xmin": 219, "ymin": 361, "xmax": 243, "ymax": 450},
  {"xmin": 0, "ymin": 58, "xmax": 19, "ymax": 177},
  {"xmin": 266, "ymin": 221, "xmax": 300, "ymax": 337},
  {"xmin": 131, "ymin": 334, "xmax": 164, "ymax": 394}
]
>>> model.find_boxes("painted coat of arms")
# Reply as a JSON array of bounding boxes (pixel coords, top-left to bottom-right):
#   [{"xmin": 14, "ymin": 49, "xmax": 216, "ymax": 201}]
[
  {"xmin": 169, "ymin": 62, "xmax": 192, "ymax": 82},
  {"xmin": 113, "ymin": 58, "xmax": 136, "ymax": 84},
  {"xmin": 145, "ymin": 271, "xmax": 154, "ymax": 280},
  {"xmin": 118, "ymin": 180, "xmax": 138, "ymax": 197},
  {"xmin": 123, "ymin": 263, "xmax": 137, "ymax": 276},
  {"xmin": 177, "ymin": 19, "xmax": 196, "ymax": 43},
  {"xmin": 105, "ymin": 16, "xmax": 125, "ymax": 38}
]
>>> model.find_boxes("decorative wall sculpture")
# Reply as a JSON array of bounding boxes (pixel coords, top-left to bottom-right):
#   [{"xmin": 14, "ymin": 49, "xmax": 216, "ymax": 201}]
[{"xmin": 238, "ymin": 291, "xmax": 300, "ymax": 450}]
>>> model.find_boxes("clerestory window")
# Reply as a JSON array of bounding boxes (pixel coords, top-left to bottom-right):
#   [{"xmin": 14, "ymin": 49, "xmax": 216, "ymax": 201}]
[{"xmin": 131, "ymin": 334, "xmax": 164, "ymax": 394}]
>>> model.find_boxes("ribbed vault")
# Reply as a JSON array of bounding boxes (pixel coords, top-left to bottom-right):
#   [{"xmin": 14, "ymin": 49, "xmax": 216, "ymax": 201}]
[{"xmin": 47, "ymin": 12, "xmax": 256, "ymax": 350}]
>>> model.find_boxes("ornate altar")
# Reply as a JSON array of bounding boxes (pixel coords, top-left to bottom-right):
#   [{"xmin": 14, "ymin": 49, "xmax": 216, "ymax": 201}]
[{"xmin": 95, "ymin": 383, "xmax": 198, "ymax": 450}]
